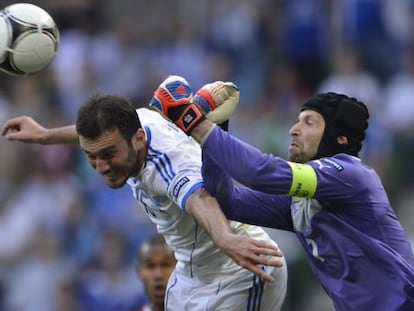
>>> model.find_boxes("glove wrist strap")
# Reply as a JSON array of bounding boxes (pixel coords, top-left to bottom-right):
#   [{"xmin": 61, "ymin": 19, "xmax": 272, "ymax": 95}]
[{"xmin": 175, "ymin": 103, "xmax": 205, "ymax": 134}]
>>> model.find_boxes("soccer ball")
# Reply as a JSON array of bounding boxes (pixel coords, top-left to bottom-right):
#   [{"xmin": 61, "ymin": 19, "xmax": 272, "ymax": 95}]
[{"xmin": 0, "ymin": 3, "xmax": 59, "ymax": 76}]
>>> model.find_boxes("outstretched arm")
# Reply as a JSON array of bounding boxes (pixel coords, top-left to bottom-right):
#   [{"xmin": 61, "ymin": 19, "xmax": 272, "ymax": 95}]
[
  {"xmin": 150, "ymin": 76, "xmax": 302, "ymax": 195},
  {"xmin": 201, "ymin": 122, "xmax": 295, "ymax": 195},
  {"xmin": 1, "ymin": 116, "xmax": 79, "ymax": 144},
  {"xmin": 185, "ymin": 187, "xmax": 284, "ymax": 282},
  {"xmin": 202, "ymin": 148, "xmax": 294, "ymax": 231},
  {"xmin": 190, "ymin": 118, "xmax": 218, "ymax": 145}
]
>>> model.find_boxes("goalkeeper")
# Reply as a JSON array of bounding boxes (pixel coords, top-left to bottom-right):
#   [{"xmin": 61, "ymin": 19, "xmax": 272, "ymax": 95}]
[{"xmin": 150, "ymin": 78, "xmax": 414, "ymax": 310}]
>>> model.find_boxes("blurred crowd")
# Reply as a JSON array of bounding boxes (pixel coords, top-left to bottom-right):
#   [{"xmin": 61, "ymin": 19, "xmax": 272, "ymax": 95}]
[{"xmin": 1, "ymin": 0, "xmax": 414, "ymax": 310}]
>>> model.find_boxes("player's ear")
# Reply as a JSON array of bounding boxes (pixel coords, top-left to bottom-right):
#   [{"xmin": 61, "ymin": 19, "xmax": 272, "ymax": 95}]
[
  {"xmin": 336, "ymin": 135, "xmax": 348, "ymax": 145},
  {"xmin": 132, "ymin": 128, "xmax": 146, "ymax": 150}
]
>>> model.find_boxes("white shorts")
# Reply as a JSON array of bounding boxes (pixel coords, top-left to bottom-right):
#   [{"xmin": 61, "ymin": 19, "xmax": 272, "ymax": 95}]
[{"xmin": 165, "ymin": 261, "xmax": 288, "ymax": 311}]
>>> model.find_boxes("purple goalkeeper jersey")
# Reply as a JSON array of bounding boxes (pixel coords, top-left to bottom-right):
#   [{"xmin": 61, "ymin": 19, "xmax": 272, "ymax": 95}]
[{"xmin": 202, "ymin": 126, "xmax": 414, "ymax": 311}]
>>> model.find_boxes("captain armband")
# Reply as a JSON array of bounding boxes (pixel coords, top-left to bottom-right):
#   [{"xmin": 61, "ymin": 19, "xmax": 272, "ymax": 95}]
[{"xmin": 286, "ymin": 162, "xmax": 317, "ymax": 198}]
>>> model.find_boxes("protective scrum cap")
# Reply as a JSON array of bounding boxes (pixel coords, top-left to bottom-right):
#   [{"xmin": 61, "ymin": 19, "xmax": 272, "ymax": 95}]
[{"xmin": 301, "ymin": 92, "xmax": 369, "ymax": 158}]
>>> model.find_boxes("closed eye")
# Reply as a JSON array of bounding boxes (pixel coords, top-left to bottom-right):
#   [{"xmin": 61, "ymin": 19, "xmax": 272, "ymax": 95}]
[{"xmin": 85, "ymin": 147, "xmax": 117, "ymax": 161}]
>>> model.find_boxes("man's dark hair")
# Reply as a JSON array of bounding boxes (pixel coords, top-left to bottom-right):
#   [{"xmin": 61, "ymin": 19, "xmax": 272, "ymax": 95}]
[
  {"xmin": 301, "ymin": 92, "xmax": 369, "ymax": 158},
  {"xmin": 76, "ymin": 94, "xmax": 141, "ymax": 142},
  {"xmin": 137, "ymin": 233, "xmax": 173, "ymax": 263}
]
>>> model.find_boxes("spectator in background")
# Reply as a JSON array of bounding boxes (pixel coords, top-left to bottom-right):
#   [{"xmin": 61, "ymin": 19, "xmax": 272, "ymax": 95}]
[
  {"xmin": 382, "ymin": 43, "xmax": 414, "ymax": 194},
  {"xmin": 136, "ymin": 234, "xmax": 176, "ymax": 311},
  {"xmin": 317, "ymin": 46, "xmax": 392, "ymax": 179},
  {"xmin": 278, "ymin": 0, "xmax": 329, "ymax": 92},
  {"xmin": 318, "ymin": 46, "xmax": 380, "ymax": 108},
  {"xmin": 77, "ymin": 227, "xmax": 146, "ymax": 311},
  {"xmin": 207, "ymin": 0, "xmax": 266, "ymax": 102},
  {"xmin": 335, "ymin": 0, "xmax": 393, "ymax": 80},
  {"xmin": 0, "ymin": 144, "xmax": 81, "ymax": 266},
  {"xmin": 3, "ymin": 227, "xmax": 77, "ymax": 311}
]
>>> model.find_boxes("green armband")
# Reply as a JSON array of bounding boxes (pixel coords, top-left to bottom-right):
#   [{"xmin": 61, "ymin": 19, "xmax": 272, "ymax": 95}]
[{"xmin": 287, "ymin": 162, "xmax": 317, "ymax": 197}]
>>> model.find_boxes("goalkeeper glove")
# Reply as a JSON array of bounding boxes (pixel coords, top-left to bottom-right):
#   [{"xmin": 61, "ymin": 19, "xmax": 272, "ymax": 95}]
[
  {"xmin": 150, "ymin": 76, "xmax": 239, "ymax": 134},
  {"xmin": 194, "ymin": 81, "xmax": 239, "ymax": 125},
  {"xmin": 150, "ymin": 75, "xmax": 204, "ymax": 134},
  {"xmin": 194, "ymin": 81, "xmax": 239, "ymax": 132}
]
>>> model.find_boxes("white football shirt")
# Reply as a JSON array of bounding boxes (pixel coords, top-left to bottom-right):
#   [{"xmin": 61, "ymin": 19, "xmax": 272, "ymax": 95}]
[{"xmin": 128, "ymin": 108, "xmax": 278, "ymax": 279}]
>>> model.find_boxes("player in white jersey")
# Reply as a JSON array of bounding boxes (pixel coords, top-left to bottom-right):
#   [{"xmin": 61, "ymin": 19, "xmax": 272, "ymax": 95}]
[
  {"xmin": 1, "ymin": 78, "xmax": 288, "ymax": 310},
  {"xmin": 133, "ymin": 107, "xmax": 287, "ymax": 310}
]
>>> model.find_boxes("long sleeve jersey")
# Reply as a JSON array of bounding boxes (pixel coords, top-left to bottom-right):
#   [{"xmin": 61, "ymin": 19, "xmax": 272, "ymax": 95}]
[
  {"xmin": 127, "ymin": 109, "xmax": 277, "ymax": 280},
  {"xmin": 202, "ymin": 126, "xmax": 414, "ymax": 311}
]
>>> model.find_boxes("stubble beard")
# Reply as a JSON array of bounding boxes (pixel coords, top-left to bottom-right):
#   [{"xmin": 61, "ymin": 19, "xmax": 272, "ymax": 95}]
[
  {"xmin": 288, "ymin": 151, "xmax": 307, "ymax": 163},
  {"xmin": 107, "ymin": 148, "xmax": 142, "ymax": 189}
]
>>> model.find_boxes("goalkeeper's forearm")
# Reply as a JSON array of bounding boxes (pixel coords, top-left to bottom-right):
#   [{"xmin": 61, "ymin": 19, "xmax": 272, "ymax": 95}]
[{"xmin": 190, "ymin": 119, "xmax": 217, "ymax": 146}]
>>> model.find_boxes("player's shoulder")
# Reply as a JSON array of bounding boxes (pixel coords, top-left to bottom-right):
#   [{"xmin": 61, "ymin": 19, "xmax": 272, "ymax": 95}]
[
  {"xmin": 137, "ymin": 107, "xmax": 168, "ymax": 126},
  {"xmin": 310, "ymin": 153, "xmax": 364, "ymax": 171},
  {"xmin": 308, "ymin": 154, "xmax": 381, "ymax": 199},
  {"xmin": 137, "ymin": 108, "xmax": 200, "ymax": 153},
  {"xmin": 138, "ymin": 108, "xmax": 184, "ymax": 141},
  {"xmin": 309, "ymin": 153, "xmax": 376, "ymax": 186}
]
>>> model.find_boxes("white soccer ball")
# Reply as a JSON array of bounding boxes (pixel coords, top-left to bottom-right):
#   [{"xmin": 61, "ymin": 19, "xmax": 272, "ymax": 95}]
[{"xmin": 0, "ymin": 3, "xmax": 59, "ymax": 76}]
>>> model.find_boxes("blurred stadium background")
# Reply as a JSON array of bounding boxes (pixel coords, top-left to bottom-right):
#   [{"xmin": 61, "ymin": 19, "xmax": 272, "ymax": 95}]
[{"xmin": 1, "ymin": 0, "xmax": 414, "ymax": 310}]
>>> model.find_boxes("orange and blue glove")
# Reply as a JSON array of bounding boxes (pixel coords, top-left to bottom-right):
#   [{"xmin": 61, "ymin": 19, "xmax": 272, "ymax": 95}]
[{"xmin": 150, "ymin": 75, "xmax": 239, "ymax": 134}]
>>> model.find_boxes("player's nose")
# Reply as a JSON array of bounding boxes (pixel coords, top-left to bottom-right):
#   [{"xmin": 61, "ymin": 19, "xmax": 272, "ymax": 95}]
[
  {"xmin": 289, "ymin": 122, "xmax": 300, "ymax": 136},
  {"xmin": 95, "ymin": 158, "xmax": 110, "ymax": 174}
]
